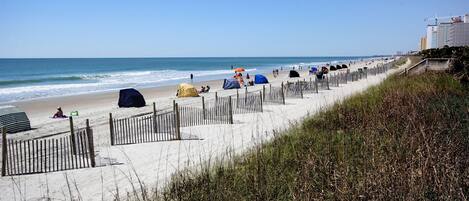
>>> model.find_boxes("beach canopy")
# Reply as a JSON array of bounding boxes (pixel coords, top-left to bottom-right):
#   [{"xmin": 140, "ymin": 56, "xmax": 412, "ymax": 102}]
[
  {"xmin": 330, "ymin": 66, "xmax": 337, "ymax": 71},
  {"xmin": 342, "ymin": 64, "xmax": 348, "ymax": 68},
  {"xmin": 321, "ymin": 67, "xmax": 329, "ymax": 74},
  {"xmin": 254, "ymin": 74, "xmax": 269, "ymax": 84},
  {"xmin": 311, "ymin": 67, "xmax": 318, "ymax": 73},
  {"xmin": 234, "ymin": 67, "xmax": 245, "ymax": 72},
  {"xmin": 223, "ymin": 78, "xmax": 241, "ymax": 89},
  {"xmin": 336, "ymin": 65, "xmax": 342, "ymax": 69},
  {"xmin": 0, "ymin": 105, "xmax": 31, "ymax": 133},
  {"xmin": 289, "ymin": 70, "xmax": 300, "ymax": 78},
  {"xmin": 118, "ymin": 88, "xmax": 146, "ymax": 108},
  {"xmin": 177, "ymin": 83, "xmax": 199, "ymax": 97}
]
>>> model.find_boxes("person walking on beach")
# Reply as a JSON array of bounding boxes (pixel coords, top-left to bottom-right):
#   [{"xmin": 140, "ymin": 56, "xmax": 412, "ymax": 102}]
[{"xmin": 190, "ymin": 73, "xmax": 194, "ymax": 82}]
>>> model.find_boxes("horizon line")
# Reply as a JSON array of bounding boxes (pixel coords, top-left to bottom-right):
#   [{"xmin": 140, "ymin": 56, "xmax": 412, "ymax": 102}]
[{"xmin": 0, "ymin": 55, "xmax": 391, "ymax": 59}]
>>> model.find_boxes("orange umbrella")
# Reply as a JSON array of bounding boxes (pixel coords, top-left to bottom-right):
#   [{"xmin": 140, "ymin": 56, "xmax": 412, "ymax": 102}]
[{"xmin": 234, "ymin": 67, "xmax": 245, "ymax": 72}]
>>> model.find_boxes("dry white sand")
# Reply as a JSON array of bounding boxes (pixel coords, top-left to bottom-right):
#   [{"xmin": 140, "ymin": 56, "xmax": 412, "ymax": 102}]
[{"xmin": 0, "ymin": 58, "xmax": 407, "ymax": 201}]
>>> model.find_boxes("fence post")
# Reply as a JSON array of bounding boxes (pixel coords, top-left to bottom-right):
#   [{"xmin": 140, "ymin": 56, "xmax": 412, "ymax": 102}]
[
  {"xmin": 228, "ymin": 96, "xmax": 234, "ymax": 124},
  {"xmin": 281, "ymin": 82, "xmax": 285, "ymax": 105},
  {"xmin": 326, "ymin": 76, "xmax": 330, "ymax": 90},
  {"xmin": 69, "ymin": 116, "xmax": 76, "ymax": 155},
  {"xmin": 175, "ymin": 103, "xmax": 182, "ymax": 140},
  {"xmin": 201, "ymin": 96, "xmax": 206, "ymax": 119},
  {"xmin": 262, "ymin": 85, "xmax": 266, "ymax": 100},
  {"xmin": 152, "ymin": 102, "xmax": 157, "ymax": 132},
  {"xmin": 109, "ymin": 113, "xmax": 115, "ymax": 146},
  {"xmin": 1, "ymin": 127, "xmax": 7, "ymax": 176},
  {"xmin": 85, "ymin": 119, "xmax": 96, "ymax": 167},
  {"xmin": 299, "ymin": 80, "xmax": 303, "ymax": 99},
  {"xmin": 244, "ymin": 86, "xmax": 247, "ymax": 105},
  {"xmin": 315, "ymin": 78, "xmax": 318, "ymax": 93},
  {"xmin": 336, "ymin": 75, "xmax": 339, "ymax": 87},
  {"xmin": 236, "ymin": 89, "xmax": 239, "ymax": 108},
  {"xmin": 259, "ymin": 91, "xmax": 263, "ymax": 112}
]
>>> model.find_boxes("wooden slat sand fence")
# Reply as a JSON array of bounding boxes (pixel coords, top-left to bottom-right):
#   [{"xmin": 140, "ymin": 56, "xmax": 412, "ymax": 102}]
[
  {"xmin": 347, "ymin": 71, "xmax": 362, "ymax": 82},
  {"xmin": 262, "ymin": 84, "xmax": 285, "ymax": 105},
  {"xmin": 328, "ymin": 74, "xmax": 340, "ymax": 88},
  {"xmin": 284, "ymin": 81, "xmax": 304, "ymax": 98},
  {"xmin": 1, "ymin": 120, "xmax": 95, "ymax": 176},
  {"xmin": 178, "ymin": 96, "xmax": 233, "ymax": 127},
  {"xmin": 316, "ymin": 76, "xmax": 330, "ymax": 91},
  {"xmin": 109, "ymin": 109, "xmax": 179, "ymax": 146},
  {"xmin": 338, "ymin": 72, "xmax": 348, "ymax": 85},
  {"xmin": 368, "ymin": 63, "xmax": 390, "ymax": 76},
  {"xmin": 232, "ymin": 89, "xmax": 263, "ymax": 113},
  {"xmin": 299, "ymin": 78, "xmax": 317, "ymax": 94}
]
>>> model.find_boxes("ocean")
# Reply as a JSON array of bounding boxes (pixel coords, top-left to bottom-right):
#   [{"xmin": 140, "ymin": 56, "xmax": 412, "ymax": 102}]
[{"xmin": 0, "ymin": 57, "xmax": 372, "ymax": 103}]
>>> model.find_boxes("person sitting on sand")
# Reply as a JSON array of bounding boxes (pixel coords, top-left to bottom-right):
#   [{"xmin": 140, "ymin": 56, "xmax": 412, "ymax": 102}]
[
  {"xmin": 205, "ymin": 85, "xmax": 210, "ymax": 92},
  {"xmin": 53, "ymin": 107, "xmax": 67, "ymax": 118},
  {"xmin": 199, "ymin": 86, "xmax": 206, "ymax": 93}
]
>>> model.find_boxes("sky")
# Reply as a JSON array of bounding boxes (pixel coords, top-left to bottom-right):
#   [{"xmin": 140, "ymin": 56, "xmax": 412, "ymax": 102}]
[{"xmin": 0, "ymin": 0, "xmax": 468, "ymax": 58}]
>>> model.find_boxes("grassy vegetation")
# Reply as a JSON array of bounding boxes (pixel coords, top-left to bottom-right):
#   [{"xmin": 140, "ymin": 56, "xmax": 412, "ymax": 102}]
[{"xmin": 150, "ymin": 73, "xmax": 468, "ymax": 200}]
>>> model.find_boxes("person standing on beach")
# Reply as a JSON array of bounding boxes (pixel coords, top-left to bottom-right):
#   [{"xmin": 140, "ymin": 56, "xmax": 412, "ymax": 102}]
[{"xmin": 190, "ymin": 73, "xmax": 194, "ymax": 82}]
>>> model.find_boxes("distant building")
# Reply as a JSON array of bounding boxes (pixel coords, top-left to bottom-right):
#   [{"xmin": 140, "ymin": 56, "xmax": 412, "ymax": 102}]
[
  {"xmin": 436, "ymin": 23, "xmax": 452, "ymax": 48},
  {"xmin": 449, "ymin": 22, "xmax": 469, "ymax": 47},
  {"xmin": 426, "ymin": 26, "xmax": 438, "ymax": 49},
  {"xmin": 420, "ymin": 36, "xmax": 427, "ymax": 50},
  {"xmin": 421, "ymin": 13, "xmax": 469, "ymax": 50}
]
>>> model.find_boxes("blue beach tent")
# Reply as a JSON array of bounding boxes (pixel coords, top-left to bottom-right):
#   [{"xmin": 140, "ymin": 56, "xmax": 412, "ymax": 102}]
[
  {"xmin": 118, "ymin": 88, "xmax": 146, "ymax": 108},
  {"xmin": 223, "ymin": 78, "xmax": 241, "ymax": 89},
  {"xmin": 254, "ymin": 74, "xmax": 269, "ymax": 84},
  {"xmin": 311, "ymin": 67, "xmax": 318, "ymax": 73}
]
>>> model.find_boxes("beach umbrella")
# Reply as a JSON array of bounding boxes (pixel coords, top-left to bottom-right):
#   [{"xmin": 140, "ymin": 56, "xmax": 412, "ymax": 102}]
[{"xmin": 234, "ymin": 67, "xmax": 245, "ymax": 72}]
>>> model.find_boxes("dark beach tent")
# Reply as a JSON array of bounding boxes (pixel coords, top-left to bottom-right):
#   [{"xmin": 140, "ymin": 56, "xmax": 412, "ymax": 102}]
[
  {"xmin": 330, "ymin": 66, "xmax": 337, "ymax": 71},
  {"xmin": 254, "ymin": 74, "xmax": 269, "ymax": 84},
  {"xmin": 289, "ymin": 70, "xmax": 300, "ymax": 78},
  {"xmin": 118, "ymin": 88, "xmax": 146, "ymax": 108},
  {"xmin": 342, "ymin": 64, "xmax": 348, "ymax": 68},
  {"xmin": 223, "ymin": 78, "xmax": 241, "ymax": 89},
  {"xmin": 336, "ymin": 65, "xmax": 342, "ymax": 69},
  {"xmin": 0, "ymin": 105, "xmax": 31, "ymax": 133},
  {"xmin": 316, "ymin": 71, "xmax": 325, "ymax": 80},
  {"xmin": 321, "ymin": 66, "xmax": 329, "ymax": 74}
]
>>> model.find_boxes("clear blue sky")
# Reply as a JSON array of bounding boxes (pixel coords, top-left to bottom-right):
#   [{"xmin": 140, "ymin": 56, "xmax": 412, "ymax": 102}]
[{"xmin": 0, "ymin": 0, "xmax": 467, "ymax": 58}]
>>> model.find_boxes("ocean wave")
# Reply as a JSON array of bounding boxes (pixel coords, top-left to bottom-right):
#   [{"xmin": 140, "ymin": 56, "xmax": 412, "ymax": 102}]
[
  {"xmin": 0, "ymin": 68, "xmax": 258, "ymax": 103},
  {"xmin": 0, "ymin": 76, "xmax": 84, "ymax": 86}
]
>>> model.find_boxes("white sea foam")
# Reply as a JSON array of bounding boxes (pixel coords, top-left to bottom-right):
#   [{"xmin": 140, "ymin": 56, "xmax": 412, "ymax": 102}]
[{"xmin": 0, "ymin": 68, "xmax": 258, "ymax": 103}]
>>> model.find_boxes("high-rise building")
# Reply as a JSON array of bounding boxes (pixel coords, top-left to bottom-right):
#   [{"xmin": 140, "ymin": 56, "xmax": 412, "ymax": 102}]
[
  {"xmin": 437, "ymin": 23, "xmax": 452, "ymax": 48},
  {"xmin": 426, "ymin": 26, "xmax": 437, "ymax": 49},
  {"xmin": 449, "ymin": 22, "xmax": 469, "ymax": 47},
  {"xmin": 421, "ymin": 14, "xmax": 469, "ymax": 50}
]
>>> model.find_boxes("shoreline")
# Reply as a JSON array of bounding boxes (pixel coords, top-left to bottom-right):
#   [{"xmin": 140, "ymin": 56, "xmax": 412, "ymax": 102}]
[{"xmin": 0, "ymin": 57, "xmax": 380, "ymax": 105}]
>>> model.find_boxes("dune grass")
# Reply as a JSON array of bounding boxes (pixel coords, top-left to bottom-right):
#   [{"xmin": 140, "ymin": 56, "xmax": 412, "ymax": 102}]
[{"xmin": 150, "ymin": 73, "xmax": 468, "ymax": 200}]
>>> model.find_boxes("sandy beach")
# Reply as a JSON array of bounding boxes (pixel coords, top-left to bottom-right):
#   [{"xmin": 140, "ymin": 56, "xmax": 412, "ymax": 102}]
[{"xmin": 0, "ymin": 58, "xmax": 404, "ymax": 201}]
